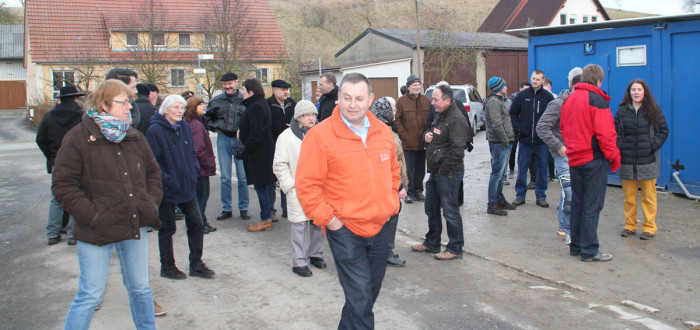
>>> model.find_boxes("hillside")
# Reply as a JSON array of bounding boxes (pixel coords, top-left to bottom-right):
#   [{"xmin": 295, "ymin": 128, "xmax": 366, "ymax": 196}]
[{"xmin": 605, "ymin": 7, "xmax": 658, "ymax": 20}]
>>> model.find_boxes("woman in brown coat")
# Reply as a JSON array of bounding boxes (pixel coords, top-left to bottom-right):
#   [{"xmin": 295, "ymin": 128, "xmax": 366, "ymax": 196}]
[{"xmin": 52, "ymin": 79, "xmax": 162, "ymax": 329}]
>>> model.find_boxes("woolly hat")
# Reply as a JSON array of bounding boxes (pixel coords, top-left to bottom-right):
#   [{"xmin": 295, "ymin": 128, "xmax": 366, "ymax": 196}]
[
  {"xmin": 135, "ymin": 83, "xmax": 150, "ymax": 96},
  {"xmin": 568, "ymin": 67, "xmax": 583, "ymax": 87},
  {"xmin": 220, "ymin": 72, "xmax": 238, "ymax": 81},
  {"xmin": 294, "ymin": 100, "xmax": 318, "ymax": 120},
  {"xmin": 406, "ymin": 74, "xmax": 420, "ymax": 87},
  {"xmin": 371, "ymin": 97, "xmax": 394, "ymax": 126},
  {"xmin": 488, "ymin": 77, "xmax": 506, "ymax": 94}
]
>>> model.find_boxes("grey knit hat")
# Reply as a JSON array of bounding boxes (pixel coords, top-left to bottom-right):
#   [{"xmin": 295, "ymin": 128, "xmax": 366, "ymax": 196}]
[
  {"xmin": 371, "ymin": 97, "xmax": 394, "ymax": 126},
  {"xmin": 294, "ymin": 100, "xmax": 318, "ymax": 120},
  {"xmin": 406, "ymin": 74, "xmax": 421, "ymax": 87}
]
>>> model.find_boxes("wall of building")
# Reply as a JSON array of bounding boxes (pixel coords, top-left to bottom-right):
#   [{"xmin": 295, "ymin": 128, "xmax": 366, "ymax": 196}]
[
  {"xmin": 0, "ymin": 60, "xmax": 26, "ymax": 80},
  {"xmin": 341, "ymin": 58, "xmax": 411, "ymax": 96},
  {"xmin": 552, "ymin": 0, "xmax": 607, "ymax": 26}
]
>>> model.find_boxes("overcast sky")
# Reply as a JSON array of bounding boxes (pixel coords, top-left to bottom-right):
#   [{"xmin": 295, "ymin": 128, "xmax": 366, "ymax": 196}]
[{"xmin": 4, "ymin": 0, "xmax": 692, "ymax": 15}]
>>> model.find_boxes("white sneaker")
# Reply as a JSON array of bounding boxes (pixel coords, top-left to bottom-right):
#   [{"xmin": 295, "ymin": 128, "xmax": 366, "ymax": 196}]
[{"xmin": 565, "ymin": 233, "xmax": 571, "ymax": 245}]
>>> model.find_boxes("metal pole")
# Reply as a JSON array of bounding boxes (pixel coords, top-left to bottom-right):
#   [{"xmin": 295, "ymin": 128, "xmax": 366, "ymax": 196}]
[
  {"xmin": 198, "ymin": 57, "xmax": 203, "ymax": 98},
  {"xmin": 318, "ymin": 56, "xmax": 322, "ymax": 76}
]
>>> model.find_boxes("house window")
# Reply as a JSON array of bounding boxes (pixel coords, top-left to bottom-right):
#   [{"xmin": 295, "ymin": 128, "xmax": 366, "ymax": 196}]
[
  {"xmin": 53, "ymin": 71, "xmax": 75, "ymax": 92},
  {"xmin": 205, "ymin": 34, "xmax": 217, "ymax": 47},
  {"xmin": 569, "ymin": 14, "xmax": 577, "ymax": 24},
  {"xmin": 153, "ymin": 33, "xmax": 165, "ymax": 47},
  {"xmin": 179, "ymin": 33, "xmax": 191, "ymax": 47},
  {"xmin": 256, "ymin": 68, "xmax": 269, "ymax": 84},
  {"xmin": 171, "ymin": 68, "xmax": 185, "ymax": 86},
  {"xmin": 126, "ymin": 33, "xmax": 138, "ymax": 46},
  {"xmin": 560, "ymin": 14, "xmax": 567, "ymax": 25},
  {"xmin": 591, "ymin": 16, "xmax": 598, "ymax": 22},
  {"xmin": 583, "ymin": 15, "xmax": 589, "ymax": 23}
]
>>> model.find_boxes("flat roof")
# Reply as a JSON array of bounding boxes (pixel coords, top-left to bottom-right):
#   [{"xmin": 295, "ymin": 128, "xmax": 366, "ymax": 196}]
[{"xmin": 508, "ymin": 13, "xmax": 700, "ymax": 37}]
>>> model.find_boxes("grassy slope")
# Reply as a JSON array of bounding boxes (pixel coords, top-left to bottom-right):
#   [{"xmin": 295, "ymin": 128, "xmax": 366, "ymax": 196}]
[{"xmin": 605, "ymin": 7, "xmax": 658, "ymax": 20}]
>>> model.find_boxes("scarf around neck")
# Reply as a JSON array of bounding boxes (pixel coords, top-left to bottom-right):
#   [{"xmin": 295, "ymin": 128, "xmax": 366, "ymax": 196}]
[{"xmin": 87, "ymin": 108, "xmax": 131, "ymax": 143}]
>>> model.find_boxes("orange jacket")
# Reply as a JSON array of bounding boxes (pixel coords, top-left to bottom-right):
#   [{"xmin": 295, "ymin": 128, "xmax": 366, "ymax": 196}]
[{"xmin": 295, "ymin": 107, "xmax": 401, "ymax": 238}]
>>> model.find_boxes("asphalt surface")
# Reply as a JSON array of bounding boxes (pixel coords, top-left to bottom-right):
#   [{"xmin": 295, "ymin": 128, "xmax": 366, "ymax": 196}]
[{"xmin": 0, "ymin": 110, "xmax": 698, "ymax": 329}]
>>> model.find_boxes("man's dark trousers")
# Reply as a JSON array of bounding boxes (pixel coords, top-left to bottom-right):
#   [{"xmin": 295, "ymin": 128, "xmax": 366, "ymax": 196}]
[
  {"xmin": 569, "ymin": 158, "xmax": 609, "ymax": 260},
  {"xmin": 515, "ymin": 142, "xmax": 549, "ymax": 200},
  {"xmin": 326, "ymin": 222, "xmax": 389, "ymax": 329},
  {"xmin": 404, "ymin": 150, "xmax": 426, "ymax": 197},
  {"xmin": 158, "ymin": 198, "xmax": 205, "ymax": 270},
  {"xmin": 423, "ymin": 169, "xmax": 465, "ymax": 255}
]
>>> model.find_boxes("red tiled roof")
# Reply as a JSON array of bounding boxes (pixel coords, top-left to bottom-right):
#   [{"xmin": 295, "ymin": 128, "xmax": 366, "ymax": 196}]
[
  {"xmin": 477, "ymin": 0, "xmax": 610, "ymax": 35},
  {"xmin": 26, "ymin": 0, "xmax": 288, "ymax": 63}
]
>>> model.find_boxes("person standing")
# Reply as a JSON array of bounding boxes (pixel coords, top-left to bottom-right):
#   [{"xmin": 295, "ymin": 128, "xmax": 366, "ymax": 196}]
[
  {"xmin": 483, "ymin": 77, "xmax": 517, "ymax": 216},
  {"xmin": 105, "ymin": 68, "xmax": 140, "ymax": 129},
  {"xmin": 273, "ymin": 100, "xmax": 326, "ymax": 277},
  {"xmin": 510, "ymin": 70, "xmax": 555, "ymax": 207},
  {"xmin": 267, "ymin": 79, "xmax": 297, "ymax": 219},
  {"xmin": 560, "ymin": 64, "xmax": 620, "ymax": 262},
  {"xmin": 147, "ymin": 95, "xmax": 216, "ymax": 279},
  {"xmin": 53, "ymin": 80, "xmax": 161, "ymax": 329},
  {"xmin": 395, "ymin": 74, "xmax": 431, "ymax": 203},
  {"xmin": 36, "ymin": 85, "xmax": 84, "ymax": 245},
  {"xmin": 185, "ymin": 96, "xmax": 217, "ymax": 234},
  {"xmin": 506, "ymin": 80, "xmax": 530, "ymax": 183},
  {"xmin": 411, "ymin": 85, "xmax": 468, "ymax": 261},
  {"xmin": 296, "ymin": 73, "xmax": 400, "ymax": 328},
  {"xmin": 316, "ymin": 72, "xmax": 338, "ymax": 122},
  {"xmin": 615, "ymin": 79, "xmax": 669, "ymax": 240},
  {"xmin": 239, "ymin": 78, "xmax": 277, "ymax": 232},
  {"xmin": 204, "ymin": 73, "xmax": 251, "ymax": 220},
  {"xmin": 536, "ymin": 67, "xmax": 582, "ymax": 245},
  {"xmin": 134, "ymin": 83, "xmax": 158, "ymax": 134}
]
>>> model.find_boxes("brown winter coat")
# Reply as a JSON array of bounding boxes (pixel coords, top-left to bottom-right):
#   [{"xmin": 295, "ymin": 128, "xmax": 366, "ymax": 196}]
[
  {"xmin": 52, "ymin": 114, "xmax": 163, "ymax": 246},
  {"xmin": 395, "ymin": 93, "xmax": 431, "ymax": 150}
]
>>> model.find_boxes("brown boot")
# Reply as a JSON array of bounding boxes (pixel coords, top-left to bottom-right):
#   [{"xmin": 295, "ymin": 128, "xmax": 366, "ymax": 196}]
[
  {"xmin": 247, "ymin": 220, "xmax": 272, "ymax": 232},
  {"xmin": 154, "ymin": 299, "xmax": 167, "ymax": 316}
]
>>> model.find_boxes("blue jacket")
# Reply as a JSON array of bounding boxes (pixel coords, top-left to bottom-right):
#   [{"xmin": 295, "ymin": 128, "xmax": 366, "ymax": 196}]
[
  {"xmin": 509, "ymin": 86, "xmax": 554, "ymax": 144},
  {"xmin": 146, "ymin": 112, "xmax": 199, "ymax": 204}
]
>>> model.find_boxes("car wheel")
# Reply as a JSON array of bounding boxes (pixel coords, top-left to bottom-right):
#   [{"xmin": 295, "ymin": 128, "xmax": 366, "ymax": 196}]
[{"xmin": 472, "ymin": 116, "xmax": 478, "ymax": 136}]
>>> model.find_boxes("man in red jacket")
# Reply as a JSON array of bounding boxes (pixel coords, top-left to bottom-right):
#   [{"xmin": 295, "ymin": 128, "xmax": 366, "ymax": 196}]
[{"xmin": 560, "ymin": 64, "xmax": 620, "ymax": 262}]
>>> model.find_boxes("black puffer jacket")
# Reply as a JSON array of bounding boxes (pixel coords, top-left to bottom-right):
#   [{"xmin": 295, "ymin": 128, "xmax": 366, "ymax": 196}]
[
  {"xmin": 204, "ymin": 90, "xmax": 246, "ymax": 137},
  {"xmin": 35, "ymin": 101, "xmax": 83, "ymax": 173},
  {"xmin": 614, "ymin": 104, "xmax": 669, "ymax": 180}
]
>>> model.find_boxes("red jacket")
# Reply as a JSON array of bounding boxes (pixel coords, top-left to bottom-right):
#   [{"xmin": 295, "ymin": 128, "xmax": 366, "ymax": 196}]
[
  {"xmin": 295, "ymin": 107, "xmax": 401, "ymax": 238},
  {"xmin": 560, "ymin": 82, "xmax": 620, "ymax": 171}
]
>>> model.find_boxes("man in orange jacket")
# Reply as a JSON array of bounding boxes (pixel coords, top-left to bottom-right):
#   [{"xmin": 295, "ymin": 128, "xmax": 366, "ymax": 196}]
[{"xmin": 296, "ymin": 73, "xmax": 400, "ymax": 329}]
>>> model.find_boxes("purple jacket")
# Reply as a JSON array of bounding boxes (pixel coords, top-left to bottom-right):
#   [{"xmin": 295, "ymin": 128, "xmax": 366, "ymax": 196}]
[{"xmin": 189, "ymin": 115, "xmax": 216, "ymax": 177}]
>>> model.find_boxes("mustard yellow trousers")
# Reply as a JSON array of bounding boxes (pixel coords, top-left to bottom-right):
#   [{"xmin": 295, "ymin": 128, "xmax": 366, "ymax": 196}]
[{"xmin": 621, "ymin": 178, "xmax": 658, "ymax": 234}]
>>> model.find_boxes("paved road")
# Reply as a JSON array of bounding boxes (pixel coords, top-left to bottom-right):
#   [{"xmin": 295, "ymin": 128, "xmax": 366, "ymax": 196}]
[{"xmin": 1, "ymin": 110, "xmax": 698, "ymax": 329}]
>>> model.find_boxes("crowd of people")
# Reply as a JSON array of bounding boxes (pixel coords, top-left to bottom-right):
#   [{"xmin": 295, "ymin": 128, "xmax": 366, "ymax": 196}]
[{"xmin": 35, "ymin": 62, "xmax": 668, "ymax": 328}]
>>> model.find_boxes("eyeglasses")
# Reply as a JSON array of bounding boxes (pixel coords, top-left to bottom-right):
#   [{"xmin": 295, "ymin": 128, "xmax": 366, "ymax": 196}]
[{"xmin": 113, "ymin": 99, "xmax": 131, "ymax": 106}]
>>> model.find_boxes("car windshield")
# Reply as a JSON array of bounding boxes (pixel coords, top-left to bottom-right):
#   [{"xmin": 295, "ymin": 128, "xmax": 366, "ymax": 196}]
[{"xmin": 425, "ymin": 88, "xmax": 467, "ymax": 104}]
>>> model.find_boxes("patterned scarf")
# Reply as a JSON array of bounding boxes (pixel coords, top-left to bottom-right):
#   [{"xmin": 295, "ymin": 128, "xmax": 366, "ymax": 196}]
[{"xmin": 87, "ymin": 108, "xmax": 131, "ymax": 143}]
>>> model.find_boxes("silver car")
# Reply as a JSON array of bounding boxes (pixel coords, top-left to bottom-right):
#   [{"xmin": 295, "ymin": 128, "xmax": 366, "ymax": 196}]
[{"xmin": 425, "ymin": 84, "xmax": 485, "ymax": 136}]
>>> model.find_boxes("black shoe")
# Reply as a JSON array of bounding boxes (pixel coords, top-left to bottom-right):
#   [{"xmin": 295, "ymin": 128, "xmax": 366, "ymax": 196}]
[
  {"xmin": 640, "ymin": 232, "xmax": 655, "ymax": 240},
  {"xmin": 404, "ymin": 195, "xmax": 413, "ymax": 204},
  {"xmin": 67, "ymin": 238, "xmax": 77, "ymax": 245},
  {"xmin": 536, "ymin": 199, "xmax": 549, "ymax": 208},
  {"xmin": 293, "ymin": 266, "xmax": 312, "ymax": 277},
  {"xmin": 309, "ymin": 257, "xmax": 327, "ymax": 269},
  {"xmin": 190, "ymin": 264, "xmax": 215, "ymax": 279},
  {"xmin": 240, "ymin": 210, "xmax": 251, "ymax": 220},
  {"xmin": 527, "ymin": 181, "xmax": 536, "ymax": 190},
  {"xmin": 161, "ymin": 267, "xmax": 187, "ymax": 280},
  {"xmin": 499, "ymin": 201, "xmax": 517, "ymax": 210},
  {"xmin": 216, "ymin": 211, "xmax": 233, "ymax": 221},
  {"xmin": 582, "ymin": 253, "xmax": 613, "ymax": 262},
  {"xmin": 414, "ymin": 192, "xmax": 425, "ymax": 201},
  {"xmin": 174, "ymin": 209, "xmax": 185, "ymax": 220},
  {"xmin": 202, "ymin": 224, "xmax": 217, "ymax": 234},
  {"xmin": 512, "ymin": 198, "xmax": 525, "ymax": 206},
  {"xmin": 386, "ymin": 254, "xmax": 406, "ymax": 267},
  {"xmin": 487, "ymin": 204, "xmax": 508, "ymax": 216},
  {"xmin": 282, "ymin": 211, "xmax": 288, "ymax": 218},
  {"xmin": 48, "ymin": 236, "xmax": 62, "ymax": 245}
]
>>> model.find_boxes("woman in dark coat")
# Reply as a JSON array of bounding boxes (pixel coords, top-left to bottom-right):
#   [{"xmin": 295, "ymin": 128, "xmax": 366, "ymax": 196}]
[
  {"xmin": 52, "ymin": 79, "xmax": 162, "ymax": 329},
  {"xmin": 238, "ymin": 78, "xmax": 276, "ymax": 232},
  {"xmin": 614, "ymin": 79, "xmax": 669, "ymax": 240},
  {"xmin": 185, "ymin": 96, "xmax": 217, "ymax": 234}
]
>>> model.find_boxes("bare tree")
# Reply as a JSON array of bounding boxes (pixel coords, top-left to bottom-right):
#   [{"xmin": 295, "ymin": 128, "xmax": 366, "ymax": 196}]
[
  {"xmin": 358, "ymin": 0, "xmax": 376, "ymax": 28},
  {"xmin": 682, "ymin": 0, "xmax": 700, "ymax": 12},
  {"xmin": 423, "ymin": 30, "xmax": 478, "ymax": 83}
]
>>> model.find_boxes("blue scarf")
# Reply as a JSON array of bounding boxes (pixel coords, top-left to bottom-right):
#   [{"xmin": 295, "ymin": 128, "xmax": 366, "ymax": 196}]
[{"xmin": 87, "ymin": 108, "xmax": 131, "ymax": 143}]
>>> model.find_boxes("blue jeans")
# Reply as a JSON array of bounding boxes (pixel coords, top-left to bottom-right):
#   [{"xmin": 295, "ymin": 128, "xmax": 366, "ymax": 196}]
[
  {"xmin": 195, "ymin": 176, "xmax": 211, "ymax": 227},
  {"xmin": 217, "ymin": 134, "xmax": 249, "ymax": 212},
  {"xmin": 47, "ymin": 191, "xmax": 74, "ymax": 239},
  {"xmin": 488, "ymin": 143, "xmax": 512, "ymax": 207},
  {"xmin": 326, "ymin": 223, "xmax": 388, "ymax": 330},
  {"xmin": 64, "ymin": 227, "xmax": 155, "ymax": 330},
  {"xmin": 253, "ymin": 184, "xmax": 275, "ymax": 221},
  {"xmin": 554, "ymin": 155, "xmax": 571, "ymax": 234},
  {"xmin": 569, "ymin": 158, "xmax": 609, "ymax": 260},
  {"xmin": 423, "ymin": 169, "xmax": 465, "ymax": 255},
  {"xmin": 515, "ymin": 142, "xmax": 549, "ymax": 200}
]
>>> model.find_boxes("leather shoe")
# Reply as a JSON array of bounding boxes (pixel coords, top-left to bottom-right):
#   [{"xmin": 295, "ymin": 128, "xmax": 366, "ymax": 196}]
[
  {"xmin": 160, "ymin": 267, "xmax": 187, "ymax": 280},
  {"xmin": 512, "ymin": 198, "xmax": 525, "ymax": 206},
  {"xmin": 154, "ymin": 300, "xmax": 167, "ymax": 316},
  {"xmin": 48, "ymin": 236, "xmax": 62, "ymax": 245},
  {"xmin": 536, "ymin": 199, "xmax": 549, "ymax": 208},
  {"xmin": 203, "ymin": 224, "xmax": 217, "ymax": 234},
  {"xmin": 582, "ymin": 252, "xmax": 612, "ymax": 262},
  {"xmin": 240, "ymin": 210, "xmax": 251, "ymax": 220},
  {"xmin": 216, "ymin": 211, "xmax": 232, "ymax": 221},
  {"xmin": 640, "ymin": 232, "xmax": 655, "ymax": 240},
  {"xmin": 527, "ymin": 181, "xmax": 536, "ymax": 190},
  {"xmin": 414, "ymin": 192, "xmax": 425, "ymax": 201},
  {"xmin": 247, "ymin": 220, "xmax": 272, "ymax": 232},
  {"xmin": 190, "ymin": 264, "xmax": 215, "ymax": 278},
  {"xmin": 404, "ymin": 195, "xmax": 413, "ymax": 204},
  {"xmin": 411, "ymin": 244, "xmax": 440, "ymax": 253},
  {"xmin": 435, "ymin": 251, "xmax": 463, "ymax": 260},
  {"xmin": 499, "ymin": 201, "xmax": 517, "ymax": 210},
  {"xmin": 620, "ymin": 229, "xmax": 635, "ymax": 237},
  {"xmin": 386, "ymin": 254, "xmax": 406, "ymax": 267},
  {"xmin": 309, "ymin": 257, "xmax": 327, "ymax": 269},
  {"xmin": 487, "ymin": 204, "xmax": 508, "ymax": 216},
  {"xmin": 293, "ymin": 266, "xmax": 312, "ymax": 277}
]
